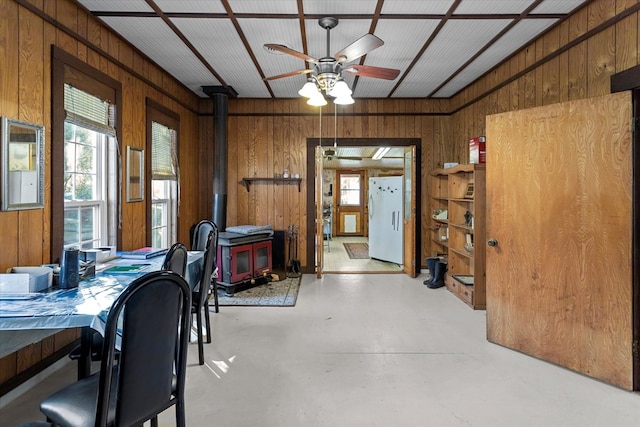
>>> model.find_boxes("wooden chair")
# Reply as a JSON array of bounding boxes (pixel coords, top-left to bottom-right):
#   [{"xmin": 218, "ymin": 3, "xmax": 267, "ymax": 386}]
[{"xmin": 39, "ymin": 271, "xmax": 191, "ymax": 427}]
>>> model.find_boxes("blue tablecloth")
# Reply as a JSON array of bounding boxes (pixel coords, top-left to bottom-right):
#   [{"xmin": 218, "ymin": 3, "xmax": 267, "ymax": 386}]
[{"xmin": 0, "ymin": 252, "xmax": 203, "ymax": 335}]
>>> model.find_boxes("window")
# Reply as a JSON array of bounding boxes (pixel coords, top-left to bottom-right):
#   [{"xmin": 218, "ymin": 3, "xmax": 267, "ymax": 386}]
[
  {"xmin": 63, "ymin": 84, "xmax": 117, "ymax": 249},
  {"xmin": 150, "ymin": 118, "xmax": 178, "ymax": 248},
  {"xmin": 51, "ymin": 47, "xmax": 122, "ymax": 261},
  {"xmin": 339, "ymin": 174, "xmax": 361, "ymax": 206}
]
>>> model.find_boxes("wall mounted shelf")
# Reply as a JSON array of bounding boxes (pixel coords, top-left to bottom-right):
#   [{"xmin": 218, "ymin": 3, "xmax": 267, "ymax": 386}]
[{"xmin": 241, "ymin": 177, "xmax": 302, "ymax": 192}]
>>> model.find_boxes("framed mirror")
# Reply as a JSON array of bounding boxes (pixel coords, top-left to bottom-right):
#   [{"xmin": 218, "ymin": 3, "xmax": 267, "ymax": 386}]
[
  {"xmin": 126, "ymin": 146, "xmax": 144, "ymax": 202},
  {"xmin": 1, "ymin": 117, "xmax": 45, "ymax": 211}
]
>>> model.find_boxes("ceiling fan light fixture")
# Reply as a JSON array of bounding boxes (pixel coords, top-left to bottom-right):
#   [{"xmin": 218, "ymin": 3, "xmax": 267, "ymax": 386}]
[
  {"xmin": 372, "ymin": 147, "xmax": 391, "ymax": 160},
  {"xmin": 298, "ymin": 80, "xmax": 319, "ymax": 98},
  {"xmin": 333, "ymin": 94, "xmax": 354, "ymax": 105},
  {"xmin": 328, "ymin": 80, "xmax": 352, "ymax": 98},
  {"xmin": 307, "ymin": 91, "xmax": 327, "ymax": 106}
]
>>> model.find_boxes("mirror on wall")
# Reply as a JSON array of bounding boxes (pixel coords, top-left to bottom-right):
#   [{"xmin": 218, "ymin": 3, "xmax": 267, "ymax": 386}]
[
  {"xmin": 126, "ymin": 146, "xmax": 144, "ymax": 202},
  {"xmin": 1, "ymin": 117, "xmax": 45, "ymax": 211}
]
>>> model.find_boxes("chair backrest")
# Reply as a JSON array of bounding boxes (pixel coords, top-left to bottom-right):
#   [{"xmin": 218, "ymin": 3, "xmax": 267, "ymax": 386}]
[
  {"xmin": 191, "ymin": 219, "xmax": 215, "ymax": 251},
  {"xmin": 96, "ymin": 270, "xmax": 191, "ymax": 427},
  {"xmin": 162, "ymin": 242, "xmax": 188, "ymax": 276},
  {"xmin": 196, "ymin": 224, "xmax": 219, "ymax": 311}
]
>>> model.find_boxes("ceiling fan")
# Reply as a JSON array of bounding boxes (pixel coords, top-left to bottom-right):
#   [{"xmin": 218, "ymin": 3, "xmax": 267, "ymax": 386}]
[
  {"xmin": 323, "ymin": 148, "xmax": 362, "ymax": 161},
  {"xmin": 263, "ymin": 17, "xmax": 401, "ymax": 95}
]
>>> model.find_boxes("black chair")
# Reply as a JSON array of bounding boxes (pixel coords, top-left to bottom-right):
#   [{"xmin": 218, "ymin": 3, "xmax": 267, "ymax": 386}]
[
  {"xmin": 191, "ymin": 219, "xmax": 215, "ymax": 251},
  {"xmin": 68, "ymin": 243, "xmax": 188, "ymax": 375},
  {"xmin": 191, "ymin": 219, "xmax": 220, "ymax": 314},
  {"xmin": 162, "ymin": 242, "xmax": 188, "ymax": 276},
  {"xmin": 192, "ymin": 227, "xmax": 218, "ymax": 365},
  {"xmin": 39, "ymin": 271, "xmax": 191, "ymax": 427}
]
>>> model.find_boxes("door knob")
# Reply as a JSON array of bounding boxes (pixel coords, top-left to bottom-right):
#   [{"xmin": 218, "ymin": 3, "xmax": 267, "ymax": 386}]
[{"xmin": 487, "ymin": 239, "xmax": 498, "ymax": 247}]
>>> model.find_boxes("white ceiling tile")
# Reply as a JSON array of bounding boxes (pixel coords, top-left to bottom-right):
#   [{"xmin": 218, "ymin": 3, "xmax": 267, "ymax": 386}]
[
  {"xmin": 434, "ymin": 18, "xmax": 558, "ymax": 97},
  {"xmin": 393, "ymin": 19, "xmax": 511, "ymax": 97},
  {"xmin": 302, "ymin": 0, "xmax": 378, "ymax": 15},
  {"xmin": 77, "ymin": 0, "xmax": 152, "ymax": 12},
  {"xmin": 531, "ymin": 0, "xmax": 590, "ymax": 14},
  {"xmin": 355, "ymin": 19, "xmax": 440, "ymax": 98},
  {"xmin": 100, "ymin": 17, "xmax": 220, "ymax": 97},
  {"xmin": 381, "ymin": 0, "xmax": 455, "ymax": 14},
  {"xmin": 239, "ymin": 18, "xmax": 308, "ymax": 97},
  {"xmin": 170, "ymin": 17, "xmax": 269, "ymax": 97},
  {"xmin": 154, "ymin": 0, "xmax": 226, "ymax": 13},
  {"xmin": 228, "ymin": 0, "xmax": 298, "ymax": 14},
  {"xmin": 454, "ymin": 0, "xmax": 537, "ymax": 14}
]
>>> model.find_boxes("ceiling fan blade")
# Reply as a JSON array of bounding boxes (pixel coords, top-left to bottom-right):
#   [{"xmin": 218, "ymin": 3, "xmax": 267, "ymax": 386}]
[
  {"xmin": 264, "ymin": 44, "xmax": 318, "ymax": 63},
  {"xmin": 343, "ymin": 64, "xmax": 401, "ymax": 80},
  {"xmin": 263, "ymin": 69, "xmax": 313, "ymax": 81},
  {"xmin": 334, "ymin": 34, "xmax": 383, "ymax": 63}
]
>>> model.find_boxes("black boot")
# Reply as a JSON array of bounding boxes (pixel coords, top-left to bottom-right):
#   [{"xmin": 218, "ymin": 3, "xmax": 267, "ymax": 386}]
[
  {"xmin": 423, "ymin": 257, "xmax": 439, "ymax": 286},
  {"xmin": 427, "ymin": 261, "xmax": 447, "ymax": 289}
]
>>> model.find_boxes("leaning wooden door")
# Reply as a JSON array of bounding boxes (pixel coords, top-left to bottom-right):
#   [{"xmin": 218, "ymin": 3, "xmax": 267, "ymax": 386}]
[
  {"xmin": 403, "ymin": 147, "xmax": 417, "ymax": 277},
  {"xmin": 485, "ymin": 92, "xmax": 633, "ymax": 389}
]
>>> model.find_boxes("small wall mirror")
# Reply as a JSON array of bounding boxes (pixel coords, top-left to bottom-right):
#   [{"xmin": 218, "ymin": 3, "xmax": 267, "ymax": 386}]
[
  {"xmin": 126, "ymin": 146, "xmax": 144, "ymax": 202},
  {"xmin": 1, "ymin": 117, "xmax": 45, "ymax": 211}
]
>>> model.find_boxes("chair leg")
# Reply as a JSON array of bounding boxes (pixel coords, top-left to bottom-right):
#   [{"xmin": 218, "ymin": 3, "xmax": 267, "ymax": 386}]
[
  {"xmin": 196, "ymin": 309, "xmax": 204, "ymax": 365},
  {"xmin": 151, "ymin": 416, "xmax": 159, "ymax": 427},
  {"xmin": 212, "ymin": 283, "xmax": 219, "ymax": 313},
  {"xmin": 204, "ymin": 300, "xmax": 212, "ymax": 344}
]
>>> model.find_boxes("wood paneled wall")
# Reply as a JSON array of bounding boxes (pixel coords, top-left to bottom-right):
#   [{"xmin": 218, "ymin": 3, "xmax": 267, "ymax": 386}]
[
  {"xmin": 0, "ymin": 0, "xmax": 202, "ymax": 390},
  {"xmin": 216, "ymin": 1, "xmax": 639, "ymax": 270},
  {"xmin": 224, "ymin": 99, "xmax": 452, "ymax": 267},
  {"xmin": 449, "ymin": 0, "xmax": 640, "ymax": 145}
]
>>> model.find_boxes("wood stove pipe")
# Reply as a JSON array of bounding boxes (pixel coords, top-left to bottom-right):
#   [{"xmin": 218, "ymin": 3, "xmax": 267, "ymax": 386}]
[{"xmin": 202, "ymin": 86, "xmax": 238, "ymax": 231}]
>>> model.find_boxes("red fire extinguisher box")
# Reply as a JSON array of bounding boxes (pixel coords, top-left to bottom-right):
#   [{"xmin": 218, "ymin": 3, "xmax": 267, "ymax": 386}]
[{"xmin": 469, "ymin": 136, "xmax": 486, "ymax": 164}]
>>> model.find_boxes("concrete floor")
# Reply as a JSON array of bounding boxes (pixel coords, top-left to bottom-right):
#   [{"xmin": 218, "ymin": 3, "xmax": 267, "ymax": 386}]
[{"xmin": 2, "ymin": 273, "xmax": 640, "ymax": 426}]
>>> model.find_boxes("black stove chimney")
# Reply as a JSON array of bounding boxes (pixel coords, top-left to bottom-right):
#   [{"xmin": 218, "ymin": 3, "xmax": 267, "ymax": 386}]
[{"xmin": 202, "ymin": 86, "xmax": 238, "ymax": 231}]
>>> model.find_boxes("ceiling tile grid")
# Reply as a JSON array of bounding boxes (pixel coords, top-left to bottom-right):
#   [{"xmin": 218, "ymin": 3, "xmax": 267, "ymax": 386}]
[
  {"xmin": 354, "ymin": 19, "xmax": 440, "ymax": 98},
  {"xmin": 100, "ymin": 16, "xmax": 220, "ymax": 95},
  {"xmin": 393, "ymin": 19, "xmax": 512, "ymax": 98},
  {"xmin": 76, "ymin": 0, "xmax": 592, "ymax": 100},
  {"xmin": 434, "ymin": 18, "xmax": 559, "ymax": 97}
]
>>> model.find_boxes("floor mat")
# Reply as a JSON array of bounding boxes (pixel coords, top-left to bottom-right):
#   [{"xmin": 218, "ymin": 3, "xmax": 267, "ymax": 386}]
[
  {"xmin": 343, "ymin": 242, "xmax": 370, "ymax": 259},
  {"xmin": 215, "ymin": 274, "xmax": 301, "ymax": 307}
]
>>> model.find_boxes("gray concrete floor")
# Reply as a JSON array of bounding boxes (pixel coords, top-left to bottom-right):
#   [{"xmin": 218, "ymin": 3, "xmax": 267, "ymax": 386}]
[{"xmin": 2, "ymin": 273, "xmax": 640, "ymax": 426}]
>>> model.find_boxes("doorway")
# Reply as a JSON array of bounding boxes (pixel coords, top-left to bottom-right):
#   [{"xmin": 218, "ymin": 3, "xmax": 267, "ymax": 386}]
[{"xmin": 305, "ymin": 138, "xmax": 421, "ymax": 277}]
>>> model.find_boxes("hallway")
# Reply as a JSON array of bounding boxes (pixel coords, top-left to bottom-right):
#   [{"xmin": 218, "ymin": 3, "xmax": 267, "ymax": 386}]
[
  {"xmin": 2, "ymin": 273, "xmax": 640, "ymax": 426},
  {"xmin": 322, "ymin": 236, "xmax": 404, "ymax": 273}
]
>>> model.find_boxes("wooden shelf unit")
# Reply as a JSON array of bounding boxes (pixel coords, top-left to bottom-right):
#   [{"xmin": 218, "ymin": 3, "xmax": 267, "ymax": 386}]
[{"xmin": 429, "ymin": 164, "xmax": 486, "ymax": 309}]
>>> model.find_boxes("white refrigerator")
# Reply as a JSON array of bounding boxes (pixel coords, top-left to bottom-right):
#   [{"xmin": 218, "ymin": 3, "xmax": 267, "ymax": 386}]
[{"xmin": 368, "ymin": 176, "xmax": 403, "ymax": 264}]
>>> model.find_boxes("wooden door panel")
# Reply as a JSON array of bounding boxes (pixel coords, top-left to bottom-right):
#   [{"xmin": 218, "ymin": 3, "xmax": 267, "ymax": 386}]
[{"xmin": 486, "ymin": 92, "xmax": 633, "ymax": 389}]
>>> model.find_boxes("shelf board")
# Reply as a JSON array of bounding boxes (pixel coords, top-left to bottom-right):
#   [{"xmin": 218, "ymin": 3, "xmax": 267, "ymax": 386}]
[
  {"xmin": 450, "ymin": 197, "xmax": 473, "ymax": 203},
  {"xmin": 449, "ymin": 222, "xmax": 473, "ymax": 232},
  {"xmin": 241, "ymin": 177, "xmax": 302, "ymax": 192},
  {"xmin": 431, "ymin": 239, "xmax": 448, "ymax": 247},
  {"xmin": 449, "ymin": 247, "xmax": 473, "ymax": 259}
]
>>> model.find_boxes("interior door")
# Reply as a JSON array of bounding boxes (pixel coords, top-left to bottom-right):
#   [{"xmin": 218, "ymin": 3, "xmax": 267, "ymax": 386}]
[
  {"xmin": 403, "ymin": 147, "xmax": 417, "ymax": 277},
  {"xmin": 336, "ymin": 170, "xmax": 364, "ymax": 236},
  {"xmin": 485, "ymin": 91, "xmax": 633, "ymax": 389},
  {"xmin": 315, "ymin": 145, "xmax": 324, "ymax": 278}
]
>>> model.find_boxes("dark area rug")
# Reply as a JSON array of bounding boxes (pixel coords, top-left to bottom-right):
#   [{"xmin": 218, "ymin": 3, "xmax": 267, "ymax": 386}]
[
  {"xmin": 215, "ymin": 272, "xmax": 301, "ymax": 307},
  {"xmin": 343, "ymin": 242, "xmax": 369, "ymax": 259}
]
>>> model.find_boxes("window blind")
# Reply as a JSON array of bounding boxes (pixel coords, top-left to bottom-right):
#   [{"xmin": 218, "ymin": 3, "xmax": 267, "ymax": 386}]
[
  {"xmin": 152, "ymin": 121, "xmax": 177, "ymax": 180},
  {"xmin": 64, "ymin": 84, "xmax": 115, "ymax": 136}
]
